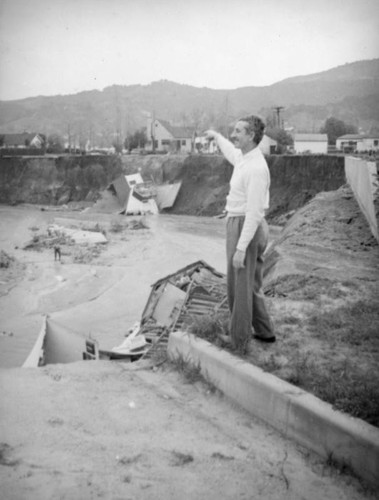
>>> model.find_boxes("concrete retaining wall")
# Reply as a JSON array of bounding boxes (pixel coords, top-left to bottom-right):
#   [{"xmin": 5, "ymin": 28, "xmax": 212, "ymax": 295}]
[
  {"xmin": 168, "ymin": 331, "xmax": 379, "ymax": 489},
  {"xmin": 345, "ymin": 156, "xmax": 379, "ymax": 241}
]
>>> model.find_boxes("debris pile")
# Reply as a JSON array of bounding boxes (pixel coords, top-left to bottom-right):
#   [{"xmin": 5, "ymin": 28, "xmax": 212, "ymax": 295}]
[
  {"xmin": 101, "ymin": 261, "xmax": 228, "ymax": 361},
  {"xmin": 110, "ymin": 174, "xmax": 158, "ymax": 215},
  {"xmin": 22, "ymin": 224, "xmax": 108, "ymax": 263},
  {"xmin": 141, "ymin": 260, "xmax": 228, "ymax": 360},
  {"xmin": 92, "ymin": 173, "xmax": 182, "ymax": 215},
  {"xmin": 23, "ymin": 229, "xmax": 73, "ymax": 252}
]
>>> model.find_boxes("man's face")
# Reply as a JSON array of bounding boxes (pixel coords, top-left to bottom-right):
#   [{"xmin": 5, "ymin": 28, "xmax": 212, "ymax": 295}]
[{"xmin": 230, "ymin": 121, "xmax": 253, "ymax": 151}]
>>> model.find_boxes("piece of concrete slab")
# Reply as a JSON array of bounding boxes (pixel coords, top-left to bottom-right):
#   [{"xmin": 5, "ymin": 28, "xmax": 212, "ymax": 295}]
[{"xmin": 167, "ymin": 331, "xmax": 379, "ymax": 489}]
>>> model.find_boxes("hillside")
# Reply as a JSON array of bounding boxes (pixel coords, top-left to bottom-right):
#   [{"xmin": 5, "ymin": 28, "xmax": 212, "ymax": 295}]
[{"xmin": 0, "ymin": 59, "xmax": 378, "ymax": 144}]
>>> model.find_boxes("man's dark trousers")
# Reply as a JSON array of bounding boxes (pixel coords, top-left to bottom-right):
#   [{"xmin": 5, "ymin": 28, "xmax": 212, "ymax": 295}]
[{"xmin": 226, "ymin": 216, "xmax": 274, "ymax": 349}]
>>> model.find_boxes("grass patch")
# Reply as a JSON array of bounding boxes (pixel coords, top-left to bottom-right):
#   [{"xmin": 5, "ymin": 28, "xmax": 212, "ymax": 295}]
[
  {"xmin": 169, "ymin": 354, "xmax": 203, "ymax": 385},
  {"xmin": 280, "ymin": 314, "xmax": 303, "ymax": 325},
  {"xmin": 251, "ymin": 346, "xmax": 379, "ymax": 427},
  {"xmin": 293, "ymin": 357, "xmax": 379, "ymax": 427},
  {"xmin": 169, "ymin": 352, "xmax": 217, "ymax": 393},
  {"xmin": 187, "ymin": 312, "xmax": 229, "ymax": 344},
  {"xmin": 265, "ymin": 274, "xmax": 350, "ymax": 300},
  {"xmin": 307, "ymin": 300, "xmax": 379, "ymax": 347}
]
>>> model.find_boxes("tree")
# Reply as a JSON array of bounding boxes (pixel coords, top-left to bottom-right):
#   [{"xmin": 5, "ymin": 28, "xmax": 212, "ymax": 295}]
[
  {"xmin": 265, "ymin": 126, "xmax": 293, "ymax": 153},
  {"xmin": 47, "ymin": 133, "xmax": 64, "ymax": 153},
  {"xmin": 124, "ymin": 129, "xmax": 147, "ymax": 152},
  {"xmin": 112, "ymin": 139, "xmax": 123, "ymax": 154},
  {"xmin": 320, "ymin": 117, "xmax": 357, "ymax": 145}
]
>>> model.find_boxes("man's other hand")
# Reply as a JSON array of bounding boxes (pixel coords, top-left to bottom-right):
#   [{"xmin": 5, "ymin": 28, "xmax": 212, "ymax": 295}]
[{"xmin": 233, "ymin": 249, "xmax": 245, "ymax": 269}]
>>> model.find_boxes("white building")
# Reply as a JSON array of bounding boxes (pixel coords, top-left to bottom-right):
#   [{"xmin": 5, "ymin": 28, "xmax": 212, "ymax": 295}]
[
  {"xmin": 294, "ymin": 134, "xmax": 328, "ymax": 154},
  {"xmin": 336, "ymin": 134, "xmax": 379, "ymax": 153},
  {"xmin": 146, "ymin": 118, "xmax": 194, "ymax": 153},
  {"xmin": 259, "ymin": 135, "xmax": 277, "ymax": 155}
]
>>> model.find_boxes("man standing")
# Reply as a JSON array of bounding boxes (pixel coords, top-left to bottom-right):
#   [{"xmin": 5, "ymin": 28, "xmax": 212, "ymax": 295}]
[
  {"xmin": 205, "ymin": 116, "xmax": 275, "ymax": 352},
  {"xmin": 54, "ymin": 245, "xmax": 61, "ymax": 262}
]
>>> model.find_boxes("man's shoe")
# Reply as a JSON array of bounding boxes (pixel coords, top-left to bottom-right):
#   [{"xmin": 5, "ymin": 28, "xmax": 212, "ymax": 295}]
[{"xmin": 254, "ymin": 335, "xmax": 276, "ymax": 343}]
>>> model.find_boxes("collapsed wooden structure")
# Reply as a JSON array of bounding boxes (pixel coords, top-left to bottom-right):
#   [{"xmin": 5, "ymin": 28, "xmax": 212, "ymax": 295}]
[{"xmin": 138, "ymin": 260, "xmax": 228, "ymax": 360}]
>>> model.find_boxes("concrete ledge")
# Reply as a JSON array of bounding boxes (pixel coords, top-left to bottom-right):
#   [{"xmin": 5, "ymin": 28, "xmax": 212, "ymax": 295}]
[
  {"xmin": 168, "ymin": 331, "xmax": 379, "ymax": 489},
  {"xmin": 345, "ymin": 156, "xmax": 379, "ymax": 242}
]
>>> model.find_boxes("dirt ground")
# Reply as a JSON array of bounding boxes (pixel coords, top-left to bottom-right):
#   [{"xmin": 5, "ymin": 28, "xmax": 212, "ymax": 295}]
[
  {"xmin": 2, "ymin": 362, "xmax": 376, "ymax": 500},
  {"xmin": 0, "ymin": 197, "xmax": 378, "ymax": 499}
]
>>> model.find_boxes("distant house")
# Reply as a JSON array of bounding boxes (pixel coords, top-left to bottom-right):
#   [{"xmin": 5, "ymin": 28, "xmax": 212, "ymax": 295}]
[
  {"xmin": 0, "ymin": 132, "xmax": 45, "ymax": 149},
  {"xmin": 294, "ymin": 133, "xmax": 328, "ymax": 154},
  {"xmin": 336, "ymin": 134, "xmax": 379, "ymax": 153},
  {"xmin": 146, "ymin": 118, "xmax": 195, "ymax": 153},
  {"xmin": 259, "ymin": 134, "xmax": 277, "ymax": 155}
]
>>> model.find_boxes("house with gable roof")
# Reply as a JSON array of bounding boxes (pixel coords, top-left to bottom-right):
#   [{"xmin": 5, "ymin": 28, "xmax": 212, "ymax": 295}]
[
  {"xmin": 0, "ymin": 132, "xmax": 45, "ymax": 149},
  {"xmin": 146, "ymin": 117, "xmax": 195, "ymax": 153}
]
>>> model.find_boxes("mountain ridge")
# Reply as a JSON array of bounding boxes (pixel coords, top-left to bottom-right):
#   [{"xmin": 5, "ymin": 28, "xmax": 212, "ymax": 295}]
[{"xmin": 1, "ymin": 58, "xmax": 378, "ymax": 143}]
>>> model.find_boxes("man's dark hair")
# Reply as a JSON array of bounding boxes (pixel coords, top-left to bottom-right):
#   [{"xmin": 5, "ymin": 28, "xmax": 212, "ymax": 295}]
[{"xmin": 239, "ymin": 115, "xmax": 265, "ymax": 145}]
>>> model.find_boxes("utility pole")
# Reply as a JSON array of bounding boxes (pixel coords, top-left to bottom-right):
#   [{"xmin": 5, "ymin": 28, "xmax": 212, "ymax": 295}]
[
  {"xmin": 151, "ymin": 110, "xmax": 156, "ymax": 153},
  {"xmin": 114, "ymin": 87, "xmax": 122, "ymax": 153},
  {"xmin": 273, "ymin": 106, "xmax": 284, "ymax": 128},
  {"xmin": 224, "ymin": 93, "xmax": 229, "ymax": 137},
  {"xmin": 67, "ymin": 124, "xmax": 71, "ymax": 154}
]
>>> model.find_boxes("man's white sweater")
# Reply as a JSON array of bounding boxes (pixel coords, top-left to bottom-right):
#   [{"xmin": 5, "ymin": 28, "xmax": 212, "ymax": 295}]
[{"xmin": 215, "ymin": 133, "xmax": 270, "ymax": 252}]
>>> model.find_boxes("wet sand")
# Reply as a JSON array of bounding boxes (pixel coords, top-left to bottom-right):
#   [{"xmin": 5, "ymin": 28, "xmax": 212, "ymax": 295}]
[{"xmin": 0, "ymin": 205, "xmax": 229, "ymax": 367}]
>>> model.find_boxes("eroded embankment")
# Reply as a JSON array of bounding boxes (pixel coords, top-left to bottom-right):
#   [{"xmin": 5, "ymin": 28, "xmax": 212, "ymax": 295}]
[
  {"xmin": 0, "ymin": 153, "xmax": 346, "ymax": 219},
  {"xmin": 121, "ymin": 154, "xmax": 346, "ymax": 220},
  {"xmin": 0, "ymin": 155, "xmax": 123, "ymax": 205}
]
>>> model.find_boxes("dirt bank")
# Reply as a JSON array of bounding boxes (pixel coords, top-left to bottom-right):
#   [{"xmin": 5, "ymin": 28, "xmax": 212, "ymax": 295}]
[
  {"xmin": 121, "ymin": 153, "xmax": 346, "ymax": 219},
  {"xmin": 0, "ymin": 155, "xmax": 122, "ymax": 205},
  {"xmin": 0, "ymin": 153, "xmax": 346, "ymax": 219}
]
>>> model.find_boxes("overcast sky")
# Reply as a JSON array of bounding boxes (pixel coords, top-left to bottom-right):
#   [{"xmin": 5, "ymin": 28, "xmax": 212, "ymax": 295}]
[{"xmin": 0, "ymin": 0, "xmax": 378, "ymax": 101}]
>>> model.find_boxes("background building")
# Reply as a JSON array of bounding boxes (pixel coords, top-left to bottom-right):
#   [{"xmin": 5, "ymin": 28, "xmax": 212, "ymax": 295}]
[
  {"xmin": 336, "ymin": 134, "xmax": 379, "ymax": 153},
  {"xmin": 294, "ymin": 134, "xmax": 328, "ymax": 154},
  {"xmin": 146, "ymin": 118, "xmax": 194, "ymax": 153}
]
